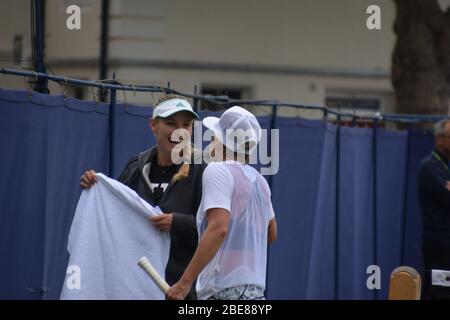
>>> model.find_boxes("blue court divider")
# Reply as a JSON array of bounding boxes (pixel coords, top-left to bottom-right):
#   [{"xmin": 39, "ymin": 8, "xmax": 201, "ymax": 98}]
[
  {"xmin": 375, "ymin": 129, "xmax": 409, "ymax": 299},
  {"xmin": 267, "ymin": 118, "xmax": 337, "ymax": 299},
  {"xmin": 0, "ymin": 88, "xmax": 434, "ymax": 299},
  {"xmin": 0, "ymin": 88, "xmax": 109, "ymax": 299},
  {"xmin": 337, "ymin": 127, "xmax": 374, "ymax": 300}
]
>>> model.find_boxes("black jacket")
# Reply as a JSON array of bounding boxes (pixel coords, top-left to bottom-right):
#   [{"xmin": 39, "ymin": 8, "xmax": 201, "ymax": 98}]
[
  {"xmin": 117, "ymin": 146, "xmax": 206, "ymax": 298},
  {"xmin": 417, "ymin": 149, "xmax": 450, "ymax": 238}
]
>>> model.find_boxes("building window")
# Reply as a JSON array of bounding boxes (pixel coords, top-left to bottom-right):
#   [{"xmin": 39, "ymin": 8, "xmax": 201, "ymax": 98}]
[
  {"xmin": 325, "ymin": 90, "xmax": 392, "ymax": 127},
  {"xmin": 12, "ymin": 35, "xmax": 23, "ymax": 65},
  {"xmin": 325, "ymin": 96, "xmax": 381, "ymax": 112},
  {"xmin": 73, "ymin": 86, "xmax": 85, "ymax": 100},
  {"xmin": 65, "ymin": 85, "xmax": 86, "ymax": 100},
  {"xmin": 200, "ymin": 86, "xmax": 250, "ymax": 111}
]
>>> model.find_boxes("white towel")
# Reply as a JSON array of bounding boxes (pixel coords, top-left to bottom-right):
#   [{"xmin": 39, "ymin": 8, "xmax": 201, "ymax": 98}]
[{"xmin": 60, "ymin": 173, "xmax": 170, "ymax": 300}]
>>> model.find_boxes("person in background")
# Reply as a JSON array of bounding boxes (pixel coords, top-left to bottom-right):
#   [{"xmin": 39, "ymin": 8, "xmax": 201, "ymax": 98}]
[{"xmin": 417, "ymin": 119, "xmax": 450, "ymax": 300}]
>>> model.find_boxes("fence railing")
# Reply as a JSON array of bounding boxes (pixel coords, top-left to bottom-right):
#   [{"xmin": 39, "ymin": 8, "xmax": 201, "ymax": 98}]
[{"xmin": 1, "ymin": 67, "xmax": 449, "ymax": 124}]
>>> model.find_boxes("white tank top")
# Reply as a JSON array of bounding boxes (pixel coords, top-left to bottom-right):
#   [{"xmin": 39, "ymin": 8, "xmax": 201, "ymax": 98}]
[{"xmin": 195, "ymin": 160, "xmax": 275, "ymax": 300}]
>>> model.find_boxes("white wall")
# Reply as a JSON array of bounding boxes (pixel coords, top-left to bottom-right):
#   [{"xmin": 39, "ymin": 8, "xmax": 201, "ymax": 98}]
[
  {"xmin": 0, "ymin": 0, "xmax": 397, "ymax": 116},
  {"xmin": 165, "ymin": 0, "xmax": 395, "ymax": 70}
]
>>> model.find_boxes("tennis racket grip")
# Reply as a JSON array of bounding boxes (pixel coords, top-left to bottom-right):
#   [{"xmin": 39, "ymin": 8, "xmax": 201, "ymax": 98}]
[{"xmin": 138, "ymin": 256, "xmax": 170, "ymax": 294}]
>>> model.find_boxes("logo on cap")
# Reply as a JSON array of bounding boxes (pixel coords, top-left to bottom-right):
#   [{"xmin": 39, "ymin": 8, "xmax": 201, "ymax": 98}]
[{"xmin": 176, "ymin": 102, "xmax": 185, "ymax": 108}]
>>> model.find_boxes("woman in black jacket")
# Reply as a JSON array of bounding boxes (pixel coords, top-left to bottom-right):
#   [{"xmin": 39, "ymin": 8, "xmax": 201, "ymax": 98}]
[{"xmin": 80, "ymin": 95, "xmax": 205, "ymax": 299}]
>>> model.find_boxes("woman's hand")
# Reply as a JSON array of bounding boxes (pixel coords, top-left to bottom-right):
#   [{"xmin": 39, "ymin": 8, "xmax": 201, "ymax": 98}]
[
  {"xmin": 80, "ymin": 170, "xmax": 97, "ymax": 189},
  {"xmin": 149, "ymin": 213, "xmax": 173, "ymax": 232},
  {"xmin": 166, "ymin": 278, "xmax": 192, "ymax": 300}
]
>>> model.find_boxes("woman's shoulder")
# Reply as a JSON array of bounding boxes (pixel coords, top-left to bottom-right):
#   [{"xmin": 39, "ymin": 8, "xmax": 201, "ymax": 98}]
[
  {"xmin": 205, "ymin": 161, "xmax": 229, "ymax": 171},
  {"xmin": 203, "ymin": 162, "xmax": 233, "ymax": 179}
]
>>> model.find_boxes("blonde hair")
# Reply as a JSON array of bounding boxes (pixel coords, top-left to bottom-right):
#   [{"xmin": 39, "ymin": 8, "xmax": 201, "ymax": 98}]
[
  {"xmin": 172, "ymin": 146, "xmax": 191, "ymax": 183},
  {"xmin": 155, "ymin": 93, "xmax": 185, "ymax": 106},
  {"xmin": 155, "ymin": 94, "xmax": 193, "ymax": 183}
]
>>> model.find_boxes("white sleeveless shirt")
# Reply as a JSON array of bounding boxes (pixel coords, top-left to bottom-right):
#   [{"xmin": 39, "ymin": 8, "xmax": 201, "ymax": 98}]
[{"xmin": 195, "ymin": 160, "xmax": 275, "ymax": 300}]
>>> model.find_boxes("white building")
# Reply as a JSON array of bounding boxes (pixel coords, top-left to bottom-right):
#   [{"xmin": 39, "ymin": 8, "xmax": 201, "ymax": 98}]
[{"xmin": 4, "ymin": 0, "xmax": 447, "ymax": 117}]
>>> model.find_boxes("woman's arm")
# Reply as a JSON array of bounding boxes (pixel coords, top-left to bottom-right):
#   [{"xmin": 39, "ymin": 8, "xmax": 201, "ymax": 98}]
[
  {"xmin": 268, "ymin": 218, "xmax": 277, "ymax": 245},
  {"xmin": 166, "ymin": 208, "xmax": 230, "ymax": 300}
]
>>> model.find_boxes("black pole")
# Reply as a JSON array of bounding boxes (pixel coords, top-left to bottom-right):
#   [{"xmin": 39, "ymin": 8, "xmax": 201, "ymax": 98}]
[
  {"xmin": 264, "ymin": 103, "xmax": 278, "ymax": 299},
  {"xmin": 400, "ymin": 127, "xmax": 412, "ymax": 265},
  {"xmin": 334, "ymin": 115, "xmax": 341, "ymax": 299},
  {"xmin": 108, "ymin": 73, "xmax": 117, "ymax": 177},
  {"xmin": 193, "ymin": 85, "xmax": 199, "ymax": 112},
  {"xmin": 99, "ymin": 0, "xmax": 110, "ymax": 102},
  {"xmin": 32, "ymin": 0, "xmax": 48, "ymax": 93},
  {"xmin": 372, "ymin": 119, "xmax": 379, "ymax": 300},
  {"xmin": 268, "ymin": 104, "xmax": 278, "ymax": 191}
]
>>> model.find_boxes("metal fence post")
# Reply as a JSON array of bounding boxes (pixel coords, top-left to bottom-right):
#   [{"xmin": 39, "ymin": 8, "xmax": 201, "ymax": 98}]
[
  {"xmin": 400, "ymin": 126, "xmax": 412, "ymax": 265},
  {"xmin": 372, "ymin": 118, "xmax": 379, "ymax": 300},
  {"xmin": 268, "ymin": 104, "xmax": 278, "ymax": 190},
  {"xmin": 335, "ymin": 114, "xmax": 341, "ymax": 299},
  {"xmin": 32, "ymin": 0, "xmax": 48, "ymax": 93},
  {"xmin": 193, "ymin": 85, "xmax": 199, "ymax": 113},
  {"xmin": 108, "ymin": 73, "xmax": 117, "ymax": 177}
]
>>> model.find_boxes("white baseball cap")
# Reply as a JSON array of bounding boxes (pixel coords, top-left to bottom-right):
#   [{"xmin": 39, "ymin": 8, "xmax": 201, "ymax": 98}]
[
  {"xmin": 203, "ymin": 106, "xmax": 262, "ymax": 155},
  {"xmin": 153, "ymin": 98, "xmax": 199, "ymax": 119}
]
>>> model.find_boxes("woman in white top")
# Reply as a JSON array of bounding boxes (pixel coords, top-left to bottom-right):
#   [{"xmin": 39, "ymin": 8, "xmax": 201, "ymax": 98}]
[{"xmin": 167, "ymin": 106, "xmax": 277, "ymax": 300}]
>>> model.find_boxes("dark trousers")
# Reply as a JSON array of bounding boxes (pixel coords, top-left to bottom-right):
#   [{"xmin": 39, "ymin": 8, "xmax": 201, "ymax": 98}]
[{"xmin": 422, "ymin": 235, "xmax": 450, "ymax": 300}]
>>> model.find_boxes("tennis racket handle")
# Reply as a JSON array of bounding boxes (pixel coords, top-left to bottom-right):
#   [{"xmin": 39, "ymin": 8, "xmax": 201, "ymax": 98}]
[{"xmin": 138, "ymin": 256, "xmax": 170, "ymax": 294}]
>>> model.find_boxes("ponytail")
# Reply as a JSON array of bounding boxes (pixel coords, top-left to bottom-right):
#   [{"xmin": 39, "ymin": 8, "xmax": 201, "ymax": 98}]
[{"xmin": 171, "ymin": 143, "xmax": 192, "ymax": 183}]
